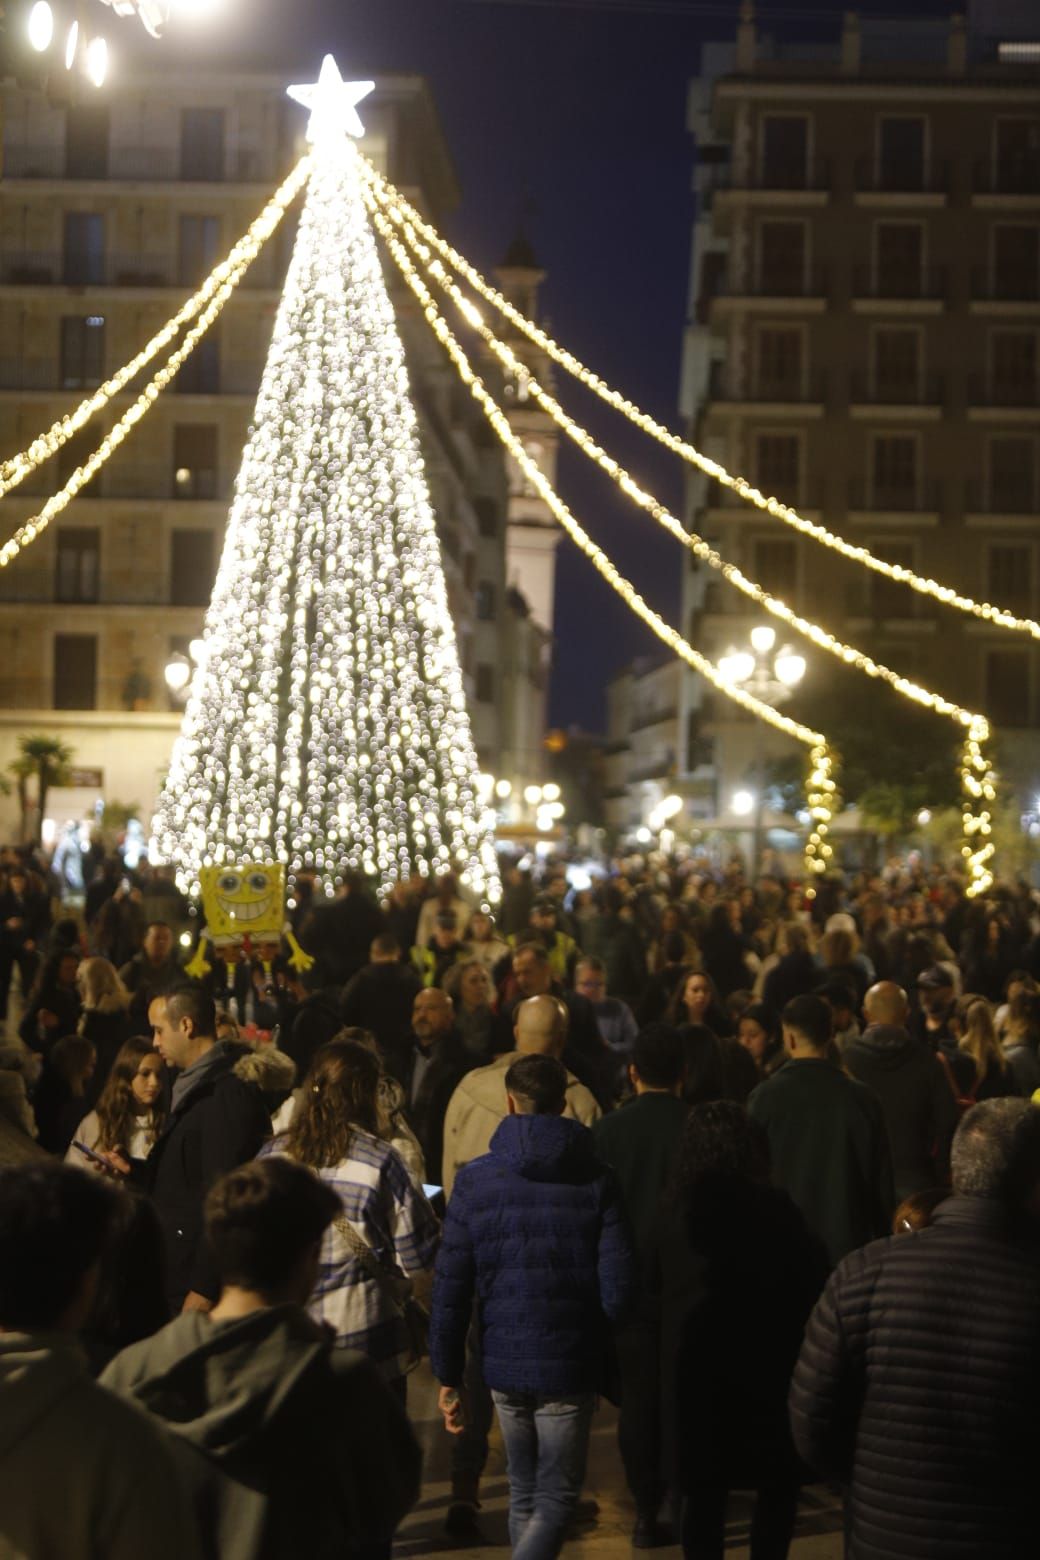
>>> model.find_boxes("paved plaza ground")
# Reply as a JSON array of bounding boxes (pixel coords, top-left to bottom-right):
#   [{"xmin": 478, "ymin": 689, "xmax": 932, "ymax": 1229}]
[{"xmin": 398, "ymin": 1364, "xmax": 845, "ymax": 1558}]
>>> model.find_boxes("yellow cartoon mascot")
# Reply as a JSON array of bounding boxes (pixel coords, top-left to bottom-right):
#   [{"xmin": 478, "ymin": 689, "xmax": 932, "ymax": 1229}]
[{"xmin": 184, "ymin": 863, "xmax": 314, "ymax": 981}]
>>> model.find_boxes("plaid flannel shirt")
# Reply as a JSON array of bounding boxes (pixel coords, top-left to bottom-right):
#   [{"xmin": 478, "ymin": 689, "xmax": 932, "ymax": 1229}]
[{"xmin": 262, "ymin": 1128, "xmax": 440, "ymax": 1379}]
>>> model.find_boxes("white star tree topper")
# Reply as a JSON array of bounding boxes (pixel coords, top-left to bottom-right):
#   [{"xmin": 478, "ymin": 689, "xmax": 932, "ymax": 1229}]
[{"xmin": 287, "ymin": 55, "xmax": 375, "ymax": 144}]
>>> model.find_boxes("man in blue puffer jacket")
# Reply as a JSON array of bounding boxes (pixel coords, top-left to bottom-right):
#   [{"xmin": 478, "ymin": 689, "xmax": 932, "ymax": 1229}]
[{"xmin": 430, "ymin": 1052, "xmax": 633, "ymax": 1560}]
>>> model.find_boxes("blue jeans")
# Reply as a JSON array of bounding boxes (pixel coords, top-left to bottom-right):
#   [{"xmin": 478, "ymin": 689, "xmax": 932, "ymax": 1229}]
[{"xmin": 491, "ymin": 1389, "xmax": 596, "ymax": 1560}]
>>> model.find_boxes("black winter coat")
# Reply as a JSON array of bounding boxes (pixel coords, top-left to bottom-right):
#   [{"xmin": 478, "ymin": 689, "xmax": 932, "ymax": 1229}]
[
  {"xmin": 340, "ymin": 962, "xmax": 422, "ymax": 1062},
  {"xmin": 649, "ymin": 1181, "xmax": 828, "ymax": 1491},
  {"xmin": 842, "ymin": 1025, "xmax": 958, "ymax": 1202},
  {"xmin": 790, "ymin": 1196, "xmax": 1040, "ymax": 1559},
  {"xmin": 144, "ymin": 1044, "xmax": 270, "ymax": 1310},
  {"xmin": 401, "ymin": 1030, "xmax": 474, "ymax": 1181}
]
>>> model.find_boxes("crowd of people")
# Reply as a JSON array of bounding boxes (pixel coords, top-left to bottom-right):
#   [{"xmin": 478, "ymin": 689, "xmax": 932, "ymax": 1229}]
[{"xmin": 4, "ymin": 838, "xmax": 1040, "ymax": 1559}]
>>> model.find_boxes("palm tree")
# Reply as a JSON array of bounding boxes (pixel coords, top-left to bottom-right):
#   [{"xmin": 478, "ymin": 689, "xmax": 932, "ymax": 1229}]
[{"xmin": 11, "ymin": 735, "xmax": 75, "ymax": 843}]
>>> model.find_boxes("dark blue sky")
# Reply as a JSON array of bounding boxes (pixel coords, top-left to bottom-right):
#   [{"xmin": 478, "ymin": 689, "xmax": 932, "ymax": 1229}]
[{"xmin": 158, "ymin": 0, "xmax": 960, "ymax": 728}]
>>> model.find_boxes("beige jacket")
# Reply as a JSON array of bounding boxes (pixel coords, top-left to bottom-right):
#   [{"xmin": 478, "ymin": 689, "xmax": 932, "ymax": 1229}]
[{"xmin": 441, "ymin": 1051, "xmax": 602, "ymax": 1196}]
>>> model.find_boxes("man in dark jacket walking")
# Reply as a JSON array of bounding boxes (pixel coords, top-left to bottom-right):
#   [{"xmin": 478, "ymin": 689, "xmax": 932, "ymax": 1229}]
[
  {"xmin": 400, "ymin": 987, "xmax": 473, "ymax": 1179},
  {"xmin": 340, "ymin": 933, "xmax": 422, "ymax": 1056},
  {"xmin": 591, "ymin": 1024, "xmax": 686, "ymax": 1547},
  {"xmin": 790, "ymin": 1098, "xmax": 1040, "ymax": 1560},
  {"xmin": 144, "ymin": 986, "xmax": 271, "ymax": 1313},
  {"xmin": 843, "ymin": 981, "xmax": 959, "ymax": 1201},
  {"xmin": 431, "ymin": 1054, "xmax": 633, "ymax": 1560},
  {"xmin": 748, "ymin": 994, "xmax": 894, "ymax": 1265}
]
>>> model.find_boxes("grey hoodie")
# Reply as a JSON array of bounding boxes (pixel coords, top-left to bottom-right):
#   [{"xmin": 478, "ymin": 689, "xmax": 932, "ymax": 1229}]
[
  {"xmin": 0, "ymin": 1332, "xmax": 198, "ymax": 1560},
  {"xmin": 101, "ymin": 1304, "xmax": 420, "ymax": 1560}
]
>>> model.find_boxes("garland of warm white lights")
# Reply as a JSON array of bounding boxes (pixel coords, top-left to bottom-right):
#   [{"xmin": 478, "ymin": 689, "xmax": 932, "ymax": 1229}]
[
  {"xmin": 0, "ymin": 156, "xmax": 310, "ymax": 499},
  {"xmin": 361, "ymin": 159, "xmax": 1040, "ymax": 644},
  {"xmin": 364, "ymin": 176, "xmax": 995, "ymax": 896},
  {"xmin": 0, "ymin": 244, "xmax": 255, "ymax": 568},
  {"xmin": 367, "ymin": 189, "xmax": 995, "ymax": 896},
  {"xmin": 153, "ymin": 64, "xmax": 500, "ymax": 908},
  {"xmin": 366, "ymin": 194, "xmax": 837, "ymax": 882}
]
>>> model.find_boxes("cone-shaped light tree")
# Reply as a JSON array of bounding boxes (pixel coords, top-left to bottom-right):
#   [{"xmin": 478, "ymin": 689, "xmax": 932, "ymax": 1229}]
[{"xmin": 153, "ymin": 57, "xmax": 500, "ymax": 905}]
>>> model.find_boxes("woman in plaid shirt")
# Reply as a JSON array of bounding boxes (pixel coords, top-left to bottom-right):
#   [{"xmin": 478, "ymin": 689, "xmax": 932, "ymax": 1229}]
[{"xmin": 262, "ymin": 1038, "xmax": 440, "ymax": 1389}]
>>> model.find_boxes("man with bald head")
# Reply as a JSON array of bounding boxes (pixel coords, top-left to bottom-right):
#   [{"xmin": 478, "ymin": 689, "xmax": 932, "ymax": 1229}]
[
  {"xmin": 441, "ymin": 995, "xmax": 601, "ymax": 1197},
  {"xmin": 401, "ymin": 986, "xmax": 473, "ymax": 1185},
  {"xmin": 843, "ymin": 980, "xmax": 959, "ymax": 1201},
  {"xmin": 437, "ymin": 994, "xmax": 602, "ymax": 1537}
]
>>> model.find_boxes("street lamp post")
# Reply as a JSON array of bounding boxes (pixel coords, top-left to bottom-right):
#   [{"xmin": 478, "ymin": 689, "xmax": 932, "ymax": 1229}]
[{"xmin": 717, "ymin": 626, "xmax": 807, "ymax": 875}]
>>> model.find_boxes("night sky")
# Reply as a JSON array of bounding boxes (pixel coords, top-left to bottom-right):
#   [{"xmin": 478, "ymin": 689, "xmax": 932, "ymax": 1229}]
[{"xmin": 146, "ymin": 0, "xmax": 960, "ymax": 728}]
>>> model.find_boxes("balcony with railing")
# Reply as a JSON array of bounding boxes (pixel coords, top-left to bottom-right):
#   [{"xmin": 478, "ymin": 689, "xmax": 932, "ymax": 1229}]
[
  {"xmin": 967, "ymin": 373, "xmax": 1039, "ymax": 409},
  {"xmin": 971, "ymin": 267, "xmax": 1040, "ymax": 303},
  {"xmin": 707, "ymin": 362, "xmax": 828, "ymax": 404},
  {"xmin": 0, "ymin": 249, "xmax": 283, "ymax": 290},
  {"xmin": 853, "ymin": 158, "xmax": 949, "ymax": 196},
  {"xmin": 0, "ymin": 357, "xmax": 262, "ymax": 397},
  {"xmin": 1, "ymin": 144, "xmax": 285, "ymax": 183},
  {"xmin": 973, "ymin": 160, "xmax": 1040, "ymax": 198},
  {"xmin": 848, "ymin": 478, "xmax": 943, "ymax": 513},
  {"xmin": 849, "ymin": 374, "xmax": 945, "ymax": 407},
  {"xmin": 852, "ymin": 266, "xmax": 948, "ymax": 302},
  {"xmin": 710, "ymin": 266, "xmax": 829, "ymax": 303},
  {"xmin": 966, "ymin": 481, "xmax": 1039, "ymax": 517}
]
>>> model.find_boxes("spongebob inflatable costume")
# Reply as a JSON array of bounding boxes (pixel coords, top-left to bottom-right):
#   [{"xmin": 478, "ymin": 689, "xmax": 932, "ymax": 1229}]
[{"xmin": 184, "ymin": 863, "xmax": 314, "ymax": 981}]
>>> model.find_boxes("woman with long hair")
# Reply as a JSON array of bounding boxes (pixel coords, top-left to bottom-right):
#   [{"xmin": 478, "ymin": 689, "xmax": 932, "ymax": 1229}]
[
  {"xmin": 667, "ymin": 971, "xmax": 731, "ymax": 1037},
  {"xmin": 738, "ymin": 1003, "xmax": 784, "ymax": 1081},
  {"xmin": 76, "ymin": 956, "xmax": 133, "ymax": 1097},
  {"xmin": 1002, "ymin": 989, "xmax": 1040, "ymax": 1096},
  {"xmin": 648, "ymin": 1102, "xmax": 828, "ymax": 1560},
  {"xmin": 263, "ymin": 1038, "xmax": 439, "ymax": 1391},
  {"xmin": 670, "ymin": 972, "xmax": 757, "ymax": 1103},
  {"xmin": 66, "ymin": 1035, "xmax": 164, "ymax": 1169},
  {"xmin": 955, "ymin": 996, "xmax": 1016, "ymax": 1103},
  {"xmin": 443, "ymin": 960, "xmax": 495, "ymax": 1062}
]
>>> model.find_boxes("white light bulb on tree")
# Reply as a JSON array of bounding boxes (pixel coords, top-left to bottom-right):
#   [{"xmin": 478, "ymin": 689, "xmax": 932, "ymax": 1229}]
[
  {"xmin": 541, "ymin": 782, "xmax": 561, "ymax": 802},
  {"xmin": 27, "ymin": 3, "xmax": 54, "ymax": 51},
  {"xmin": 524, "ymin": 785, "xmax": 543, "ymax": 805},
  {"xmin": 495, "ymin": 779, "xmax": 512, "ymax": 799},
  {"xmin": 152, "ymin": 55, "xmax": 499, "ymax": 905},
  {"xmin": 732, "ymin": 790, "xmax": 756, "ymax": 817}
]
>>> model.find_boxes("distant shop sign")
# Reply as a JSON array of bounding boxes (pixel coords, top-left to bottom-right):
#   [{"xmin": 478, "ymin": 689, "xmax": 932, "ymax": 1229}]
[{"xmin": 68, "ymin": 768, "xmax": 104, "ymax": 788}]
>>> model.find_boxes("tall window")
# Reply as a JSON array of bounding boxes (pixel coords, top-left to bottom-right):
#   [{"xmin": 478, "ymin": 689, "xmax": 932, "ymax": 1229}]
[
  {"xmin": 753, "ymin": 539, "xmax": 798, "ymax": 600},
  {"xmin": 176, "ymin": 330, "xmax": 220, "ymax": 394},
  {"xmin": 760, "ymin": 115, "xmax": 808, "ymax": 188},
  {"xmin": 994, "ymin": 118, "xmax": 1040, "ymax": 193},
  {"xmin": 989, "ymin": 436, "xmax": 1036, "ymax": 513},
  {"xmin": 62, "ymin": 213, "xmax": 104, "ymax": 286},
  {"xmin": 758, "ymin": 222, "xmax": 807, "ymax": 296},
  {"xmin": 476, "ymin": 664, "xmax": 495, "ymax": 702},
  {"xmin": 993, "ymin": 226, "xmax": 1040, "ymax": 301},
  {"xmin": 53, "ymin": 634, "xmax": 97, "ymax": 710},
  {"xmin": 172, "ymin": 424, "xmax": 218, "ymax": 499},
  {"xmin": 60, "ymin": 315, "xmax": 105, "ymax": 390},
  {"xmin": 180, "ymin": 108, "xmax": 224, "ymax": 181},
  {"xmin": 474, "ymin": 498, "xmax": 498, "ymax": 538},
  {"xmin": 984, "ymin": 649, "xmax": 1030, "ymax": 728},
  {"xmin": 58, "ymin": 427, "xmax": 100, "ymax": 496},
  {"xmin": 878, "ymin": 118, "xmax": 925, "ymax": 190},
  {"xmin": 990, "ymin": 331, "xmax": 1038, "ymax": 405},
  {"xmin": 475, "ymin": 582, "xmax": 496, "ymax": 621},
  {"xmin": 178, "ymin": 216, "xmax": 220, "ymax": 286},
  {"xmin": 875, "ymin": 224, "xmax": 923, "ymax": 298},
  {"xmin": 65, "ymin": 105, "xmax": 109, "ymax": 179},
  {"xmin": 755, "ymin": 327, "xmax": 804, "ymax": 399},
  {"xmin": 170, "ymin": 530, "xmax": 216, "ymax": 606},
  {"xmin": 988, "ymin": 545, "xmax": 1033, "ymax": 614},
  {"xmin": 870, "ymin": 540, "xmax": 916, "ymax": 618},
  {"xmin": 871, "ymin": 434, "xmax": 919, "ymax": 509},
  {"xmin": 755, "ymin": 433, "xmax": 801, "ymax": 503},
  {"xmin": 55, "ymin": 528, "xmax": 100, "ymax": 603},
  {"xmin": 873, "ymin": 328, "xmax": 921, "ymax": 400}
]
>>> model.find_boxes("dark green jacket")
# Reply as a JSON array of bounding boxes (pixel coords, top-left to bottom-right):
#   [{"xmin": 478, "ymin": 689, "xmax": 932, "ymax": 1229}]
[
  {"xmin": 748, "ymin": 1058, "xmax": 894, "ymax": 1267},
  {"xmin": 102, "ymin": 1305, "xmax": 420, "ymax": 1560},
  {"xmin": 592, "ymin": 1090, "xmax": 687, "ymax": 1259}
]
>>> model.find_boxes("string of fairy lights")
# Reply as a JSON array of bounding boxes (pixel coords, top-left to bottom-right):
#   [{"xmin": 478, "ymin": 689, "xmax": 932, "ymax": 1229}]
[
  {"xmin": 358, "ymin": 157, "xmax": 1040, "ymax": 644},
  {"xmin": 0, "ymin": 109, "xmax": 1006, "ymax": 892},
  {"xmin": 360, "ymin": 182, "xmax": 995, "ymax": 895}
]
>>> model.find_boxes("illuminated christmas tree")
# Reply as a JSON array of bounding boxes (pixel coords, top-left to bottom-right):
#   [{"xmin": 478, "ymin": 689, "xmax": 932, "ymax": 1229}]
[{"xmin": 153, "ymin": 57, "xmax": 499, "ymax": 905}]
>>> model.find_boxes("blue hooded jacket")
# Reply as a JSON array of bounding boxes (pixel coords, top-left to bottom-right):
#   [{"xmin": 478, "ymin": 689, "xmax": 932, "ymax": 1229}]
[{"xmin": 429, "ymin": 1113, "xmax": 634, "ymax": 1396}]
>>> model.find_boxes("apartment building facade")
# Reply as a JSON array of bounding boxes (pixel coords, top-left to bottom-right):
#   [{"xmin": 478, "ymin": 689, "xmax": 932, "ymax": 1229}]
[
  {"xmin": 0, "ymin": 69, "xmax": 540, "ymax": 836},
  {"xmin": 678, "ymin": 6, "xmax": 1040, "ymax": 819}
]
